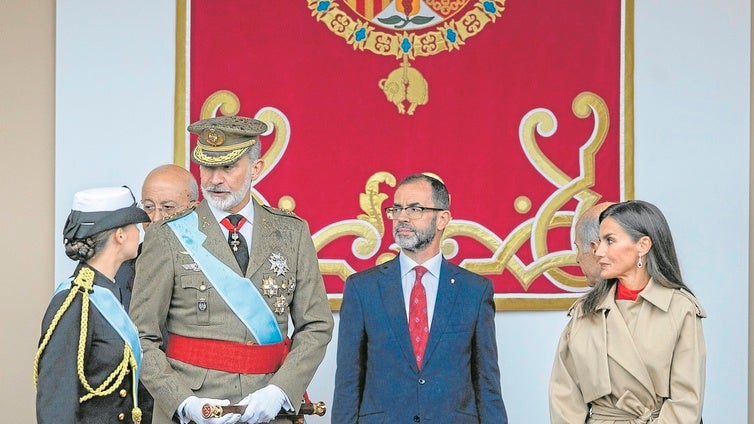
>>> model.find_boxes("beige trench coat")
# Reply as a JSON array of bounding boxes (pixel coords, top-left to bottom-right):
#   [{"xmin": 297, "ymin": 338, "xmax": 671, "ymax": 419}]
[
  {"xmin": 549, "ymin": 279, "xmax": 706, "ymax": 423},
  {"xmin": 129, "ymin": 200, "xmax": 334, "ymax": 423}
]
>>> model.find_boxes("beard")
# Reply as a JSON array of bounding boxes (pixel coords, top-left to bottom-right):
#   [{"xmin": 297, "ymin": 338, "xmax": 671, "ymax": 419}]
[
  {"xmin": 393, "ymin": 216, "xmax": 437, "ymax": 252},
  {"xmin": 201, "ymin": 165, "xmax": 253, "ymax": 211}
]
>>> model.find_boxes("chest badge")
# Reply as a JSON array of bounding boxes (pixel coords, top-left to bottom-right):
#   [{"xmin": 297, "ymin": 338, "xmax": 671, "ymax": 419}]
[{"xmin": 268, "ymin": 253, "xmax": 289, "ymax": 276}]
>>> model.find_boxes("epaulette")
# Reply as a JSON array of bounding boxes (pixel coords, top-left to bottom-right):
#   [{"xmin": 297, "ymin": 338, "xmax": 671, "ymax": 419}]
[
  {"xmin": 262, "ymin": 204, "xmax": 302, "ymax": 220},
  {"xmin": 158, "ymin": 205, "xmax": 197, "ymax": 225},
  {"xmin": 678, "ymin": 288, "xmax": 707, "ymax": 318},
  {"xmin": 567, "ymin": 298, "xmax": 584, "ymax": 318}
]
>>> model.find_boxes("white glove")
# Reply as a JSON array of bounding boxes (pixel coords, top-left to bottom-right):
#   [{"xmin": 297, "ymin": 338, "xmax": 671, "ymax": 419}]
[
  {"xmin": 180, "ymin": 395, "xmax": 242, "ymax": 424},
  {"xmin": 238, "ymin": 385, "xmax": 287, "ymax": 423}
]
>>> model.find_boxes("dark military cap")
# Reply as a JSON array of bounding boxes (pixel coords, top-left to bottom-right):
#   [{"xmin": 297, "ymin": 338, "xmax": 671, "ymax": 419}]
[
  {"xmin": 188, "ymin": 115, "xmax": 268, "ymax": 166},
  {"xmin": 63, "ymin": 186, "xmax": 150, "ymax": 240}
]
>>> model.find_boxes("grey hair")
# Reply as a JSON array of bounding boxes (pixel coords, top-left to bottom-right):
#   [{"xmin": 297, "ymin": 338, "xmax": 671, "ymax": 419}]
[
  {"xmin": 187, "ymin": 176, "xmax": 199, "ymax": 200},
  {"xmin": 576, "ymin": 212, "xmax": 600, "ymax": 252},
  {"xmin": 247, "ymin": 139, "xmax": 262, "ymax": 162}
]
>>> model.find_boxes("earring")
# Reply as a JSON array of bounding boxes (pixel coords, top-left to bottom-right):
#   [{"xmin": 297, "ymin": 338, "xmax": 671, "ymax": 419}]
[{"xmin": 637, "ymin": 255, "xmax": 643, "ymax": 268}]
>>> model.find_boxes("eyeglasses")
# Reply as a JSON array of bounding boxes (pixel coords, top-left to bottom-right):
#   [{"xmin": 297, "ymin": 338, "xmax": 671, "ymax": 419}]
[
  {"xmin": 385, "ymin": 206, "xmax": 445, "ymax": 220},
  {"xmin": 139, "ymin": 201, "xmax": 188, "ymax": 215}
]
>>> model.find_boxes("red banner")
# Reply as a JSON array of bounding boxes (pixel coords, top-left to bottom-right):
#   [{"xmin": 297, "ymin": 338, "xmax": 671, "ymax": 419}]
[{"xmin": 176, "ymin": 0, "xmax": 633, "ymax": 310}]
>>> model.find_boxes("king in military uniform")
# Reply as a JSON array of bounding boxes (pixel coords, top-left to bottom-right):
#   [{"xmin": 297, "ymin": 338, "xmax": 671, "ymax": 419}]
[{"xmin": 129, "ymin": 115, "xmax": 334, "ymax": 424}]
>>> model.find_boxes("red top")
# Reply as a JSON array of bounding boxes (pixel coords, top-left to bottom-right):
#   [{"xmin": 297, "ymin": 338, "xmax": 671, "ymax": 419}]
[{"xmin": 615, "ymin": 282, "xmax": 646, "ymax": 301}]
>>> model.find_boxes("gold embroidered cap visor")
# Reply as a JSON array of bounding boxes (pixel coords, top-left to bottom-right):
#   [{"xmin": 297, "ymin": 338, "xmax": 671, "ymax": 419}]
[{"xmin": 188, "ymin": 115, "xmax": 268, "ymax": 166}]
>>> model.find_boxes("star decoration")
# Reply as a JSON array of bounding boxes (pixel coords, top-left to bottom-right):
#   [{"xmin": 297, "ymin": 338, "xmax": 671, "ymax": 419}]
[
  {"xmin": 268, "ymin": 253, "xmax": 289, "ymax": 276},
  {"xmin": 261, "ymin": 276, "xmax": 279, "ymax": 297},
  {"xmin": 273, "ymin": 296, "xmax": 288, "ymax": 315}
]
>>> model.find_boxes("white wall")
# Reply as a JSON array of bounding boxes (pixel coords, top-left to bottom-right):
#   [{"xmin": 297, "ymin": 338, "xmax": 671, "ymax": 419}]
[
  {"xmin": 54, "ymin": 0, "xmax": 176, "ymax": 278},
  {"xmin": 56, "ymin": 1, "xmax": 750, "ymax": 422},
  {"xmin": 632, "ymin": 2, "xmax": 750, "ymax": 421}
]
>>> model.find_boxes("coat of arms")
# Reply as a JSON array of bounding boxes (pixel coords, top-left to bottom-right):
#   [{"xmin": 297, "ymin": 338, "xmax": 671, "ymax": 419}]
[{"xmin": 308, "ymin": 0, "xmax": 506, "ymax": 114}]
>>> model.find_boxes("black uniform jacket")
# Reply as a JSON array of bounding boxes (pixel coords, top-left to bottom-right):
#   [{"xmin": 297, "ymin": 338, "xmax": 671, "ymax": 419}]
[{"xmin": 36, "ymin": 263, "xmax": 147, "ymax": 423}]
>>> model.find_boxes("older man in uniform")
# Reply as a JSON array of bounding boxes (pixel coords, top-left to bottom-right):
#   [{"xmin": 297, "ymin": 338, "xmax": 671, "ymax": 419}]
[
  {"xmin": 573, "ymin": 202, "xmax": 615, "ymax": 286},
  {"xmin": 116, "ymin": 164, "xmax": 199, "ymax": 310},
  {"xmin": 130, "ymin": 115, "xmax": 334, "ymax": 424}
]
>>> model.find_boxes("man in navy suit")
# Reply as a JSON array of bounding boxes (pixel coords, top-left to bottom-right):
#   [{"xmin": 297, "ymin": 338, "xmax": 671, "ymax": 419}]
[{"xmin": 333, "ymin": 174, "xmax": 508, "ymax": 423}]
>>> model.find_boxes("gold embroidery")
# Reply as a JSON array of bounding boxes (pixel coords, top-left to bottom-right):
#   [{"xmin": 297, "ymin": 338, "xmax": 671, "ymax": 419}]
[
  {"xmin": 193, "ymin": 90, "xmax": 616, "ymax": 310},
  {"xmin": 307, "ymin": 0, "xmax": 507, "ymax": 114},
  {"xmin": 310, "ymin": 92, "xmax": 610, "ymax": 292}
]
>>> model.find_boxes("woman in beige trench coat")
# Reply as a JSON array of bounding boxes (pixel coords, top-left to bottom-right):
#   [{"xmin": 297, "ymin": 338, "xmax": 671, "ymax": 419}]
[{"xmin": 549, "ymin": 200, "xmax": 706, "ymax": 423}]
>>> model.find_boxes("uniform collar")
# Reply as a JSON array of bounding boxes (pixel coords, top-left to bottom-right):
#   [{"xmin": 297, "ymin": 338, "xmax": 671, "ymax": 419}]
[{"xmin": 206, "ymin": 198, "xmax": 255, "ymax": 224}]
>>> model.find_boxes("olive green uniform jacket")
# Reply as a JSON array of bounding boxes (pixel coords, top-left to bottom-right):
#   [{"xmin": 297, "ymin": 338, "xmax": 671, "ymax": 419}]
[
  {"xmin": 129, "ymin": 200, "xmax": 333, "ymax": 423},
  {"xmin": 549, "ymin": 279, "xmax": 706, "ymax": 423}
]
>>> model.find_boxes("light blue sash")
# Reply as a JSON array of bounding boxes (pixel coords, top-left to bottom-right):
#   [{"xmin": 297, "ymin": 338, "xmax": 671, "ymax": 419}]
[
  {"xmin": 168, "ymin": 212, "xmax": 283, "ymax": 344},
  {"xmin": 55, "ymin": 278, "xmax": 142, "ymax": 402}
]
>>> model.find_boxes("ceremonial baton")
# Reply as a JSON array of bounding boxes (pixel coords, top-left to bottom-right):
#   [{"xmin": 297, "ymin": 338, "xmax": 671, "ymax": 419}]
[{"xmin": 201, "ymin": 401, "xmax": 326, "ymax": 422}]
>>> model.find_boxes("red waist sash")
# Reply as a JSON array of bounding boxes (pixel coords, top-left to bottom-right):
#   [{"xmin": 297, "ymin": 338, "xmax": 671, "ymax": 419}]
[{"xmin": 166, "ymin": 333, "xmax": 290, "ymax": 374}]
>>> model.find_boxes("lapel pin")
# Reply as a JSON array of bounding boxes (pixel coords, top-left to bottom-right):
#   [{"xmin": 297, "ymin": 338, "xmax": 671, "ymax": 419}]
[{"xmin": 450, "ymin": 278, "xmax": 455, "ymax": 285}]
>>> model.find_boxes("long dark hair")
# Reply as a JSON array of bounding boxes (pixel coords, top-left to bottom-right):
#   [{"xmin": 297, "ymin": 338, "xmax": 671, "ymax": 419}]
[{"xmin": 579, "ymin": 200, "xmax": 692, "ymax": 314}]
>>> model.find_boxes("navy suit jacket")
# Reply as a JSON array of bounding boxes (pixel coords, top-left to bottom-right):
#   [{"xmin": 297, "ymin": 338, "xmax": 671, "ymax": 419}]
[{"xmin": 333, "ymin": 257, "xmax": 507, "ymax": 423}]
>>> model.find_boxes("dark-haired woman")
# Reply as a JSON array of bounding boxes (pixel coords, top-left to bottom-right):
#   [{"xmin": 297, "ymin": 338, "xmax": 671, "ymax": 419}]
[
  {"xmin": 34, "ymin": 187, "xmax": 150, "ymax": 423},
  {"xmin": 549, "ymin": 200, "xmax": 706, "ymax": 423}
]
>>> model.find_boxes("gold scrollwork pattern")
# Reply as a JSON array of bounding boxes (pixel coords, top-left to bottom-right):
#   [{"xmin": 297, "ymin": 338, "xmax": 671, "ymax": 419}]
[
  {"xmin": 197, "ymin": 91, "xmax": 613, "ymax": 305},
  {"xmin": 312, "ymin": 91, "xmax": 610, "ymax": 294},
  {"xmin": 312, "ymin": 172, "xmax": 396, "ymax": 280},
  {"xmin": 199, "ymin": 90, "xmax": 241, "ymax": 120}
]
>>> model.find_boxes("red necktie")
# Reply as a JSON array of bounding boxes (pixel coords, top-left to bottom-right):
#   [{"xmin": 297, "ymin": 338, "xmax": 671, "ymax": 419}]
[{"xmin": 409, "ymin": 265, "xmax": 429, "ymax": 369}]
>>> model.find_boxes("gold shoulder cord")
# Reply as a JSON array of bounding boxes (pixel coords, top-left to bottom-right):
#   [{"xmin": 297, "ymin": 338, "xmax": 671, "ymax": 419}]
[{"xmin": 33, "ymin": 267, "xmax": 142, "ymax": 423}]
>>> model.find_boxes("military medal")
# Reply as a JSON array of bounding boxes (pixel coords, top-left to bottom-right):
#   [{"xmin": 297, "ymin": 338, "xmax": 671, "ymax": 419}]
[
  {"xmin": 286, "ymin": 277, "xmax": 296, "ymax": 295},
  {"xmin": 182, "ymin": 263, "xmax": 201, "ymax": 272},
  {"xmin": 230, "ymin": 232, "xmax": 241, "ymax": 252},
  {"xmin": 261, "ymin": 253, "xmax": 295, "ymax": 315},
  {"xmin": 221, "ymin": 215, "xmax": 248, "ymax": 252},
  {"xmin": 273, "ymin": 295, "xmax": 288, "ymax": 315},
  {"xmin": 268, "ymin": 253, "xmax": 289, "ymax": 276},
  {"xmin": 280, "ymin": 277, "xmax": 296, "ymax": 296},
  {"xmin": 261, "ymin": 276, "xmax": 279, "ymax": 297}
]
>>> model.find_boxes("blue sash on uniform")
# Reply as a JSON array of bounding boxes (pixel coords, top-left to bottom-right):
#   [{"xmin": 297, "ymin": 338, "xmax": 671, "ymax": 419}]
[
  {"xmin": 168, "ymin": 212, "xmax": 283, "ymax": 344},
  {"xmin": 55, "ymin": 278, "xmax": 142, "ymax": 402}
]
